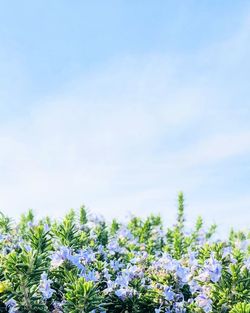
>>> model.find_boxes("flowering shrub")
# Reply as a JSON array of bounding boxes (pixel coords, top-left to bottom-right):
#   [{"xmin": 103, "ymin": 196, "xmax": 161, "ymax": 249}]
[{"xmin": 0, "ymin": 193, "xmax": 249, "ymax": 313}]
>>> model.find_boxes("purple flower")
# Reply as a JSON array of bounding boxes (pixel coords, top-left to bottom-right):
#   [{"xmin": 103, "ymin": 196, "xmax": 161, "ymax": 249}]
[
  {"xmin": 44, "ymin": 223, "xmax": 50, "ymax": 232},
  {"xmin": 197, "ymin": 255, "xmax": 222, "ymax": 283},
  {"xmin": 164, "ymin": 286, "xmax": 175, "ymax": 301},
  {"xmin": 189, "ymin": 279, "xmax": 201, "ymax": 294},
  {"xmin": 39, "ymin": 272, "xmax": 55, "ymax": 300},
  {"xmin": 115, "ymin": 288, "xmax": 128, "ymax": 300},
  {"xmin": 115, "ymin": 287, "xmax": 135, "ymax": 300},
  {"xmin": 196, "ymin": 294, "xmax": 212, "ymax": 312},
  {"xmin": 107, "ymin": 240, "xmax": 126, "ymax": 255},
  {"xmin": 81, "ymin": 270, "xmax": 99, "ymax": 282},
  {"xmin": 5, "ymin": 299, "xmax": 18, "ymax": 313},
  {"xmin": 115, "ymin": 274, "xmax": 130, "ymax": 288},
  {"xmin": 50, "ymin": 246, "xmax": 71, "ymax": 268},
  {"xmin": 176, "ymin": 265, "xmax": 190, "ymax": 283},
  {"xmin": 205, "ymin": 255, "xmax": 222, "ymax": 283},
  {"xmin": 244, "ymin": 257, "xmax": 250, "ymax": 270},
  {"xmin": 110, "ymin": 259, "xmax": 124, "ymax": 271},
  {"xmin": 222, "ymin": 247, "xmax": 231, "ymax": 258}
]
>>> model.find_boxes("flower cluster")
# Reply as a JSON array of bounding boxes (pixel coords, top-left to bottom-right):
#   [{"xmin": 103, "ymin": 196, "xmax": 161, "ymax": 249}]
[{"xmin": 0, "ymin": 194, "xmax": 249, "ymax": 313}]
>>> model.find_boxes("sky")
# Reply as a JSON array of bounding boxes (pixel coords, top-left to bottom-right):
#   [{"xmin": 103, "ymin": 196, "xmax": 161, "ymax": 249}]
[{"xmin": 0, "ymin": 1, "xmax": 250, "ymax": 235}]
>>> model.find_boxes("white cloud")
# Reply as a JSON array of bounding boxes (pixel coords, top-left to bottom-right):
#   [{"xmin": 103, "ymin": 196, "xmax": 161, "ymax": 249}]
[
  {"xmin": 172, "ymin": 131, "xmax": 250, "ymax": 168},
  {"xmin": 0, "ymin": 16, "xmax": 250, "ymax": 235}
]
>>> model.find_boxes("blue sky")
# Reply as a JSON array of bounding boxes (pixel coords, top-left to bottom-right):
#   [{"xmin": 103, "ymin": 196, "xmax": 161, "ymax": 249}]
[{"xmin": 0, "ymin": 1, "xmax": 250, "ymax": 234}]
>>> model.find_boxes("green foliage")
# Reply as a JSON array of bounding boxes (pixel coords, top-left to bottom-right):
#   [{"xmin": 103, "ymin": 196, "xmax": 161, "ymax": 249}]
[
  {"xmin": 0, "ymin": 212, "xmax": 12, "ymax": 234},
  {"xmin": 230, "ymin": 303, "xmax": 250, "ymax": 313},
  {"xmin": 79, "ymin": 205, "xmax": 88, "ymax": 225},
  {"xmin": 3, "ymin": 249, "xmax": 48, "ymax": 312},
  {"xmin": 64, "ymin": 278, "xmax": 104, "ymax": 313},
  {"xmin": 0, "ymin": 195, "xmax": 249, "ymax": 313}
]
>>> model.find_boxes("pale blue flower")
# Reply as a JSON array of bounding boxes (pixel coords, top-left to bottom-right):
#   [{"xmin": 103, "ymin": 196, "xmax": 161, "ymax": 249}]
[
  {"xmin": 39, "ymin": 272, "xmax": 55, "ymax": 300},
  {"xmin": 5, "ymin": 299, "xmax": 18, "ymax": 313},
  {"xmin": 196, "ymin": 294, "xmax": 212, "ymax": 313},
  {"xmin": 164, "ymin": 286, "xmax": 175, "ymax": 301}
]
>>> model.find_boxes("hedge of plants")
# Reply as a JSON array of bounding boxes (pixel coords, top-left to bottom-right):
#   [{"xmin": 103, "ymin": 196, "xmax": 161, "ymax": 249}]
[{"xmin": 0, "ymin": 193, "xmax": 249, "ymax": 313}]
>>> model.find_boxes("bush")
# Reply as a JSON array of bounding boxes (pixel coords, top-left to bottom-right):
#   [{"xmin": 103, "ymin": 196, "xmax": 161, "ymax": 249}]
[{"xmin": 0, "ymin": 193, "xmax": 249, "ymax": 312}]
